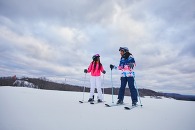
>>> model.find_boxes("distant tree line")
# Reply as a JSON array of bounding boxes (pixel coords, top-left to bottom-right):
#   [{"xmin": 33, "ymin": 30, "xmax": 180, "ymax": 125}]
[{"xmin": 0, "ymin": 76, "xmax": 194, "ymax": 101}]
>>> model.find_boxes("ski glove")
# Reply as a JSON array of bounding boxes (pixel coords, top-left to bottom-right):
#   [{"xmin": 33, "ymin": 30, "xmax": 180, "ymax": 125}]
[
  {"xmin": 110, "ymin": 64, "xmax": 114, "ymax": 70},
  {"xmin": 102, "ymin": 70, "xmax": 106, "ymax": 74},
  {"xmin": 129, "ymin": 63, "xmax": 134, "ymax": 69},
  {"xmin": 84, "ymin": 69, "xmax": 88, "ymax": 73}
]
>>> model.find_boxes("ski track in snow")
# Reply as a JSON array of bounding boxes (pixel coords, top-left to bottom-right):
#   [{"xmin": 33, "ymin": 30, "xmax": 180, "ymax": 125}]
[{"xmin": 0, "ymin": 86, "xmax": 195, "ymax": 130}]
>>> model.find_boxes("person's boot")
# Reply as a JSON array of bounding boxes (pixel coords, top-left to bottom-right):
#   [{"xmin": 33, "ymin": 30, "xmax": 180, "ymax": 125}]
[
  {"xmin": 132, "ymin": 102, "xmax": 137, "ymax": 106},
  {"xmin": 97, "ymin": 99, "xmax": 102, "ymax": 103},
  {"xmin": 88, "ymin": 98, "xmax": 94, "ymax": 102},
  {"xmin": 117, "ymin": 99, "xmax": 123, "ymax": 104}
]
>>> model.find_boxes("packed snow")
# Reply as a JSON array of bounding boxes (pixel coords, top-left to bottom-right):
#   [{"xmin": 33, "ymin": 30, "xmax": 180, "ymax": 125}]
[{"xmin": 0, "ymin": 86, "xmax": 195, "ymax": 130}]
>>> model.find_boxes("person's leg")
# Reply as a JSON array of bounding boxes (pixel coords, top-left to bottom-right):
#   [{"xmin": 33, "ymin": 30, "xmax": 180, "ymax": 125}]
[
  {"xmin": 117, "ymin": 77, "xmax": 127, "ymax": 102},
  {"xmin": 89, "ymin": 76, "xmax": 95, "ymax": 100},
  {"xmin": 127, "ymin": 77, "xmax": 138, "ymax": 104},
  {"xmin": 96, "ymin": 76, "xmax": 103, "ymax": 101}
]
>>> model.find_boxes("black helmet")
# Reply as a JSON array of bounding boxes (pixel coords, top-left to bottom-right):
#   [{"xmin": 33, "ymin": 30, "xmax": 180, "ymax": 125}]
[
  {"xmin": 92, "ymin": 54, "xmax": 100, "ymax": 61},
  {"xmin": 119, "ymin": 47, "xmax": 129, "ymax": 53}
]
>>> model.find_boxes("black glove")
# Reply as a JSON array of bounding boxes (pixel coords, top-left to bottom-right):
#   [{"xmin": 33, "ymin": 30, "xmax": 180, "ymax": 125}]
[
  {"xmin": 129, "ymin": 63, "xmax": 134, "ymax": 69},
  {"xmin": 110, "ymin": 64, "xmax": 114, "ymax": 70},
  {"xmin": 84, "ymin": 69, "xmax": 87, "ymax": 73},
  {"xmin": 102, "ymin": 70, "xmax": 106, "ymax": 74}
]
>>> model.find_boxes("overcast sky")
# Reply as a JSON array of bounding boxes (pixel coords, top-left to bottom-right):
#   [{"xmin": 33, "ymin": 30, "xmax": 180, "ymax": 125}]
[{"xmin": 0, "ymin": 0, "xmax": 195, "ymax": 94}]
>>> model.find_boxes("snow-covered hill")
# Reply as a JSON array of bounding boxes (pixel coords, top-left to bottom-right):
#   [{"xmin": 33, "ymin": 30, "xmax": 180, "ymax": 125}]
[
  {"xmin": 0, "ymin": 86, "xmax": 194, "ymax": 130},
  {"xmin": 13, "ymin": 80, "xmax": 38, "ymax": 88}
]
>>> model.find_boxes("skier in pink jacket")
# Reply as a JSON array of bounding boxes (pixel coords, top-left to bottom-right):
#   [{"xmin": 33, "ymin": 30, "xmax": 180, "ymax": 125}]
[{"xmin": 84, "ymin": 54, "xmax": 106, "ymax": 102}]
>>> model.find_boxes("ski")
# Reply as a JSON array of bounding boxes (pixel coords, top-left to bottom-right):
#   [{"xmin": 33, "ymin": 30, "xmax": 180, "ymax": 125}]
[
  {"xmin": 79, "ymin": 101, "xmax": 84, "ymax": 103},
  {"xmin": 124, "ymin": 106, "xmax": 137, "ymax": 110},
  {"xmin": 90, "ymin": 101, "xmax": 105, "ymax": 104},
  {"xmin": 105, "ymin": 103, "xmax": 126, "ymax": 107},
  {"xmin": 124, "ymin": 104, "xmax": 142, "ymax": 110},
  {"xmin": 79, "ymin": 101, "xmax": 89, "ymax": 103},
  {"xmin": 79, "ymin": 100, "xmax": 96, "ymax": 104}
]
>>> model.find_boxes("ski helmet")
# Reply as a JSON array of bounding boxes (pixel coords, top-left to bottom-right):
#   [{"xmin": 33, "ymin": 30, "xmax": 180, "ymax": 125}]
[
  {"xmin": 92, "ymin": 54, "xmax": 100, "ymax": 60},
  {"xmin": 119, "ymin": 47, "xmax": 129, "ymax": 53}
]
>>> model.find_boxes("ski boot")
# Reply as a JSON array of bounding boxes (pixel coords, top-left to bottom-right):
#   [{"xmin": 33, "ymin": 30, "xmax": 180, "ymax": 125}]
[
  {"xmin": 132, "ymin": 102, "xmax": 137, "ymax": 106},
  {"xmin": 97, "ymin": 99, "xmax": 103, "ymax": 103},
  {"xmin": 117, "ymin": 99, "xmax": 123, "ymax": 104},
  {"xmin": 88, "ymin": 98, "xmax": 94, "ymax": 102}
]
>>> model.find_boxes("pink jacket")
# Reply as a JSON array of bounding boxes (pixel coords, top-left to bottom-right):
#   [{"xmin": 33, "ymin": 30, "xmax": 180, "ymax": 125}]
[{"xmin": 87, "ymin": 62, "xmax": 104, "ymax": 76}]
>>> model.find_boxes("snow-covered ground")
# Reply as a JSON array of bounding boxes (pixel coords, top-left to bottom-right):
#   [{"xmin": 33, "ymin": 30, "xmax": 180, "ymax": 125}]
[{"xmin": 0, "ymin": 86, "xmax": 194, "ymax": 130}]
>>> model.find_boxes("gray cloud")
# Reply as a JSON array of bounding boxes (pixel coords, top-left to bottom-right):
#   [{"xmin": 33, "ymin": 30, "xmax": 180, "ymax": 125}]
[
  {"xmin": 0, "ymin": 0, "xmax": 195, "ymax": 94},
  {"xmin": 0, "ymin": 0, "xmax": 116, "ymax": 26}
]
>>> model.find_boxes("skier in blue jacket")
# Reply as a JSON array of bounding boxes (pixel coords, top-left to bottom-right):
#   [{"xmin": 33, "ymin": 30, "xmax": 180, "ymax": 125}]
[{"xmin": 110, "ymin": 47, "xmax": 138, "ymax": 106}]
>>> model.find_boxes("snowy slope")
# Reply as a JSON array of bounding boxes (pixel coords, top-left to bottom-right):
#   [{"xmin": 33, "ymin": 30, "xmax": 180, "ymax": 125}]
[{"xmin": 0, "ymin": 86, "xmax": 195, "ymax": 130}]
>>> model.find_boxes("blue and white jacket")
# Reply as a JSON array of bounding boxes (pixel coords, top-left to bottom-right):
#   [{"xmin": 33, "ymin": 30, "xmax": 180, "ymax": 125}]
[{"xmin": 114, "ymin": 53, "xmax": 136, "ymax": 77}]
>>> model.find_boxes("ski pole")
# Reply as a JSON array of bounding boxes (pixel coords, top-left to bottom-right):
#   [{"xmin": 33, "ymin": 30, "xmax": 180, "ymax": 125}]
[
  {"xmin": 102, "ymin": 74, "xmax": 105, "ymax": 102},
  {"xmin": 111, "ymin": 69, "xmax": 114, "ymax": 104},
  {"xmin": 134, "ymin": 78, "xmax": 143, "ymax": 107},
  {"xmin": 81, "ymin": 73, "xmax": 87, "ymax": 102}
]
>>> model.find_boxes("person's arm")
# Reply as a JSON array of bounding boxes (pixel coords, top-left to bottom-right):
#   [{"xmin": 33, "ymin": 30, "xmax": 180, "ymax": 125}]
[
  {"xmin": 84, "ymin": 62, "xmax": 93, "ymax": 73},
  {"xmin": 118, "ymin": 58, "xmax": 124, "ymax": 70},
  {"xmin": 101, "ymin": 65, "xmax": 106, "ymax": 74},
  {"xmin": 87, "ymin": 62, "xmax": 93, "ymax": 72},
  {"xmin": 128, "ymin": 56, "xmax": 136, "ymax": 69}
]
